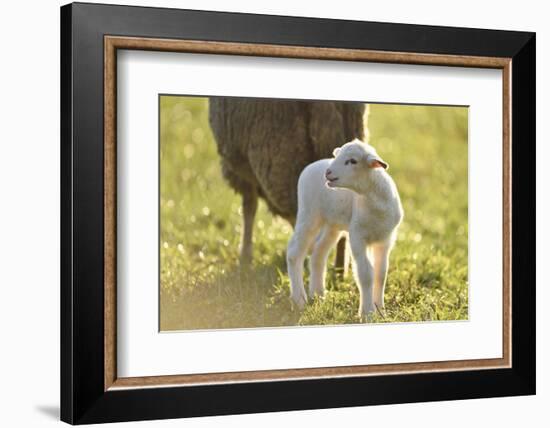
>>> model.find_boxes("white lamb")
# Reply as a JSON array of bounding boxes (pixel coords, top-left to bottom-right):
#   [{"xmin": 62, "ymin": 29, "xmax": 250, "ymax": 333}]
[{"xmin": 286, "ymin": 139, "xmax": 403, "ymax": 318}]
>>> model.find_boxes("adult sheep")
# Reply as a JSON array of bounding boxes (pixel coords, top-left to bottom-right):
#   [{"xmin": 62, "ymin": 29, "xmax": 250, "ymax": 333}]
[{"xmin": 208, "ymin": 97, "xmax": 369, "ymax": 266}]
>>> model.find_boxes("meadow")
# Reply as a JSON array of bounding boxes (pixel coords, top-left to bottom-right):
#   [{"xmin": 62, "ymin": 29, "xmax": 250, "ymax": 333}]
[{"xmin": 159, "ymin": 96, "xmax": 468, "ymax": 331}]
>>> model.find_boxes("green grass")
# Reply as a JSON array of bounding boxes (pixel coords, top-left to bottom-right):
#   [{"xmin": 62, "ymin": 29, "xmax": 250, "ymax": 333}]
[{"xmin": 159, "ymin": 96, "xmax": 468, "ymax": 330}]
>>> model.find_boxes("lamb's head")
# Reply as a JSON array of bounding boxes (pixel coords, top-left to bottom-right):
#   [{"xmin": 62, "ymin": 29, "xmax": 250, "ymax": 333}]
[{"xmin": 325, "ymin": 139, "xmax": 388, "ymax": 192}]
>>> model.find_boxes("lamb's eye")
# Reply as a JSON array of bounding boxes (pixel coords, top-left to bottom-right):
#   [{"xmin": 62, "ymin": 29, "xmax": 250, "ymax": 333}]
[{"xmin": 345, "ymin": 159, "xmax": 357, "ymax": 165}]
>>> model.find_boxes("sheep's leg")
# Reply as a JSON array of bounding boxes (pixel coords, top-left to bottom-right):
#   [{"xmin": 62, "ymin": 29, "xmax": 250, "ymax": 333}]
[
  {"xmin": 372, "ymin": 242, "xmax": 391, "ymax": 311},
  {"xmin": 350, "ymin": 234, "xmax": 375, "ymax": 319},
  {"xmin": 309, "ymin": 227, "xmax": 340, "ymax": 299},
  {"xmin": 287, "ymin": 222, "xmax": 319, "ymax": 309},
  {"xmin": 334, "ymin": 237, "xmax": 349, "ymax": 278},
  {"xmin": 239, "ymin": 187, "xmax": 258, "ymax": 265}
]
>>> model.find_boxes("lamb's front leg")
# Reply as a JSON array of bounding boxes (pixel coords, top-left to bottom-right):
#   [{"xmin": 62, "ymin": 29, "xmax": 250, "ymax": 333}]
[
  {"xmin": 286, "ymin": 222, "xmax": 319, "ymax": 309},
  {"xmin": 350, "ymin": 234, "xmax": 375, "ymax": 319}
]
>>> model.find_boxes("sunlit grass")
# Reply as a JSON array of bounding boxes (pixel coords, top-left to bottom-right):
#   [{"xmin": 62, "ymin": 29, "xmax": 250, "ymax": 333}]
[{"xmin": 160, "ymin": 96, "xmax": 468, "ymax": 330}]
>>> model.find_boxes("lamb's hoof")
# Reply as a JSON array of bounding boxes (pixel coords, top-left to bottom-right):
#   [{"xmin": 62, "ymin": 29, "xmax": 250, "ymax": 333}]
[
  {"xmin": 360, "ymin": 313, "xmax": 375, "ymax": 323},
  {"xmin": 359, "ymin": 306, "xmax": 376, "ymax": 322},
  {"xmin": 290, "ymin": 292, "xmax": 307, "ymax": 310},
  {"xmin": 308, "ymin": 288, "xmax": 325, "ymax": 301}
]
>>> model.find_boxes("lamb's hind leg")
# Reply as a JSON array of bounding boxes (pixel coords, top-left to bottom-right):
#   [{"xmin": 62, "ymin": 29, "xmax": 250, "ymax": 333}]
[
  {"xmin": 309, "ymin": 227, "xmax": 340, "ymax": 299},
  {"xmin": 287, "ymin": 221, "xmax": 320, "ymax": 309}
]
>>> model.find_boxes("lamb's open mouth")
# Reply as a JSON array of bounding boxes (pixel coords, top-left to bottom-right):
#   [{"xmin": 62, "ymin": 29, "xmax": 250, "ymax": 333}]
[{"xmin": 326, "ymin": 177, "xmax": 339, "ymax": 184}]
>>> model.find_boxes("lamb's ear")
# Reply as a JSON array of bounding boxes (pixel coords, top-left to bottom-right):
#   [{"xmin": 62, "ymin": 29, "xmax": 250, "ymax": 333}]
[
  {"xmin": 366, "ymin": 155, "xmax": 389, "ymax": 170},
  {"xmin": 332, "ymin": 147, "xmax": 341, "ymax": 157}
]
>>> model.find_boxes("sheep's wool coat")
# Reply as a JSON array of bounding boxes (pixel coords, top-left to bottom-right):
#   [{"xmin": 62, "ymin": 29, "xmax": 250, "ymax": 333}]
[{"xmin": 208, "ymin": 98, "xmax": 368, "ymax": 221}]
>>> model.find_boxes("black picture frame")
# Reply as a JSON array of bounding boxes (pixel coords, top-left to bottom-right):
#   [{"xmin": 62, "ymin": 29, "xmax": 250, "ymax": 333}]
[{"xmin": 61, "ymin": 2, "xmax": 535, "ymax": 424}]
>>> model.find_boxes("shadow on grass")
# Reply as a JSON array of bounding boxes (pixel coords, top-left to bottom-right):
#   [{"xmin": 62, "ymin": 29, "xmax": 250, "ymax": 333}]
[{"xmin": 160, "ymin": 254, "xmax": 305, "ymax": 331}]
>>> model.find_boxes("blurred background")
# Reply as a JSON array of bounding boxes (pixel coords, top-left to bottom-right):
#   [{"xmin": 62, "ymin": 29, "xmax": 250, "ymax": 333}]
[{"xmin": 160, "ymin": 96, "xmax": 468, "ymax": 331}]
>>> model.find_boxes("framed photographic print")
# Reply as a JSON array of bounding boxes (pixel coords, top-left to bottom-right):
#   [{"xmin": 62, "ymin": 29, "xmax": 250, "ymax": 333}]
[{"xmin": 60, "ymin": 2, "xmax": 536, "ymax": 424}]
